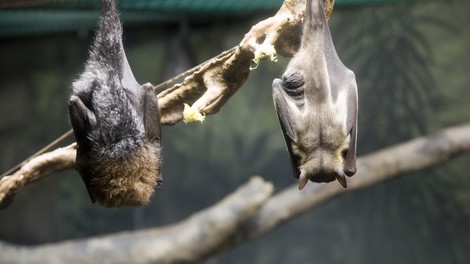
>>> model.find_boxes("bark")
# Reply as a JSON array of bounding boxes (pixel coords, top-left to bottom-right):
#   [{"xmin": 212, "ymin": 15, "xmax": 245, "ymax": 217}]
[{"xmin": 1, "ymin": 123, "xmax": 469, "ymax": 264}]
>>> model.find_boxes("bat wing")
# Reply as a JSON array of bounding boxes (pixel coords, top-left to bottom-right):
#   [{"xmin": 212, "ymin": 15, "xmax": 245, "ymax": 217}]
[
  {"xmin": 324, "ymin": 26, "xmax": 358, "ymax": 177},
  {"xmin": 68, "ymin": 95, "xmax": 97, "ymax": 141},
  {"xmin": 120, "ymin": 50, "xmax": 146, "ymax": 107},
  {"xmin": 272, "ymin": 79, "xmax": 301, "ymax": 179},
  {"xmin": 68, "ymin": 95, "xmax": 98, "ymax": 202},
  {"xmin": 121, "ymin": 48, "xmax": 161, "ymax": 142},
  {"xmin": 119, "ymin": 45, "xmax": 162, "ymax": 141},
  {"xmin": 120, "ymin": 54, "xmax": 161, "ymax": 143},
  {"xmin": 142, "ymin": 83, "xmax": 161, "ymax": 142},
  {"xmin": 121, "ymin": 52, "xmax": 142, "ymax": 95},
  {"xmin": 344, "ymin": 78, "xmax": 357, "ymax": 176},
  {"xmin": 328, "ymin": 63, "xmax": 358, "ymax": 176}
]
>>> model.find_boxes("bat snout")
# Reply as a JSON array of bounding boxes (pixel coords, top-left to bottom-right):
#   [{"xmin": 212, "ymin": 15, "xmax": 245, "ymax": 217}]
[{"xmin": 298, "ymin": 168, "xmax": 340, "ymax": 190}]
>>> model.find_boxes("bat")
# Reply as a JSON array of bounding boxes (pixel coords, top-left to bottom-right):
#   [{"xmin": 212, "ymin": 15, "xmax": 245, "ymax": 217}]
[
  {"xmin": 68, "ymin": 0, "xmax": 162, "ymax": 207},
  {"xmin": 272, "ymin": 0, "xmax": 358, "ymax": 190}
]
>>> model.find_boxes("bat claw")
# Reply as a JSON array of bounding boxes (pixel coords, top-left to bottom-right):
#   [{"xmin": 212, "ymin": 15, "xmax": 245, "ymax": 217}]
[
  {"xmin": 298, "ymin": 172, "xmax": 309, "ymax": 190},
  {"xmin": 335, "ymin": 170, "xmax": 347, "ymax": 188}
]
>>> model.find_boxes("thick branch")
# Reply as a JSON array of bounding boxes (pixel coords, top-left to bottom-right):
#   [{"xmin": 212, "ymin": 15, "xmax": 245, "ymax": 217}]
[
  {"xmin": 0, "ymin": 144, "xmax": 76, "ymax": 209},
  {"xmin": 1, "ymin": 123, "xmax": 469, "ymax": 264},
  {"xmin": 0, "ymin": 176, "xmax": 274, "ymax": 264}
]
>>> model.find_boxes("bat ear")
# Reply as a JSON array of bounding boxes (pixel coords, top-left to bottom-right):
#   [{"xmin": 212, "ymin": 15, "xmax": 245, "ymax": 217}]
[{"xmin": 68, "ymin": 95, "xmax": 97, "ymax": 139}]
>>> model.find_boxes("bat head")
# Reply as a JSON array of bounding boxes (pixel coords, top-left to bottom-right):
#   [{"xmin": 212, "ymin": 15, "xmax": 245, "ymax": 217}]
[{"xmin": 294, "ymin": 128, "xmax": 352, "ymax": 189}]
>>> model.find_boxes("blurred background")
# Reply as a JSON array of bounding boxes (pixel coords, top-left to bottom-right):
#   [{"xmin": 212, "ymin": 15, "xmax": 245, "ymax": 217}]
[{"xmin": 0, "ymin": 0, "xmax": 469, "ymax": 263}]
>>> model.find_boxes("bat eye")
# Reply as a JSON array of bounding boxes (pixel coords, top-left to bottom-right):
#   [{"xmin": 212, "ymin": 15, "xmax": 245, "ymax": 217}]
[{"xmin": 282, "ymin": 73, "xmax": 304, "ymax": 90}]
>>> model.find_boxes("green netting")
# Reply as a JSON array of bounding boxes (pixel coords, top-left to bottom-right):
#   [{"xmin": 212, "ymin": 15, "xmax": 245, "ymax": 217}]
[
  {"xmin": 0, "ymin": 10, "xmax": 172, "ymax": 39},
  {"xmin": 0, "ymin": 0, "xmax": 414, "ymax": 39}
]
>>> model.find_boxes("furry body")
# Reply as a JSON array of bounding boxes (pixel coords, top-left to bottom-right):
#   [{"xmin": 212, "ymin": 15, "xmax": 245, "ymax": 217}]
[
  {"xmin": 272, "ymin": 0, "xmax": 358, "ymax": 189},
  {"xmin": 69, "ymin": 0, "xmax": 162, "ymax": 207}
]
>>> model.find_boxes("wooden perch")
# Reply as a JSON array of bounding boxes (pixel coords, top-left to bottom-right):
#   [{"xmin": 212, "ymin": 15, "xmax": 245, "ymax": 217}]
[
  {"xmin": 1, "ymin": 123, "xmax": 469, "ymax": 264},
  {"xmin": 0, "ymin": 176, "xmax": 274, "ymax": 264},
  {"xmin": 0, "ymin": 144, "xmax": 76, "ymax": 209}
]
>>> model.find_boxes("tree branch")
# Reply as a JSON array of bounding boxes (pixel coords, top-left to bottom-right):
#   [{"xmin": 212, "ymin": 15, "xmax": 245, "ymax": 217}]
[
  {"xmin": 1, "ymin": 123, "xmax": 469, "ymax": 263},
  {"xmin": 0, "ymin": 144, "xmax": 76, "ymax": 209},
  {"xmin": 0, "ymin": 176, "xmax": 274, "ymax": 264}
]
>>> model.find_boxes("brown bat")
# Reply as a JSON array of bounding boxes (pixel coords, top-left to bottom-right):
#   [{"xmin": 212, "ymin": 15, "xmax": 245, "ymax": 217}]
[
  {"xmin": 68, "ymin": 0, "xmax": 162, "ymax": 207},
  {"xmin": 272, "ymin": 0, "xmax": 358, "ymax": 189}
]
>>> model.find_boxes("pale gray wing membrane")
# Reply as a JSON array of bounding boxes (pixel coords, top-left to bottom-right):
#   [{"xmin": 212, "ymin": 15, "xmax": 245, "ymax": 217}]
[
  {"xmin": 321, "ymin": 0, "xmax": 358, "ymax": 177},
  {"xmin": 344, "ymin": 80, "xmax": 358, "ymax": 176},
  {"xmin": 272, "ymin": 79, "xmax": 301, "ymax": 179}
]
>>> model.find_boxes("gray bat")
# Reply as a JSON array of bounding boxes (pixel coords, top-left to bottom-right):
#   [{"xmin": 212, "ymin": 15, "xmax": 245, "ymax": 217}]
[
  {"xmin": 272, "ymin": 0, "xmax": 358, "ymax": 190},
  {"xmin": 68, "ymin": 0, "xmax": 162, "ymax": 208}
]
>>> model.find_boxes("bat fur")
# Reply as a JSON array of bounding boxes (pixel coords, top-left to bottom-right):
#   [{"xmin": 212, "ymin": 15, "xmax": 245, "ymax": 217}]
[{"xmin": 68, "ymin": 0, "xmax": 162, "ymax": 207}]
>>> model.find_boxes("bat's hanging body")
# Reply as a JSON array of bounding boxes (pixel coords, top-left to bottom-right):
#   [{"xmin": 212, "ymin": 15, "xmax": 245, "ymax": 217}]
[
  {"xmin": 68, "ymin": 0, "xmax": 162, "ymax": 207},
  {"xmin": 272, "ymin": 0, "xmax": 358, "ymax": 189}
]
